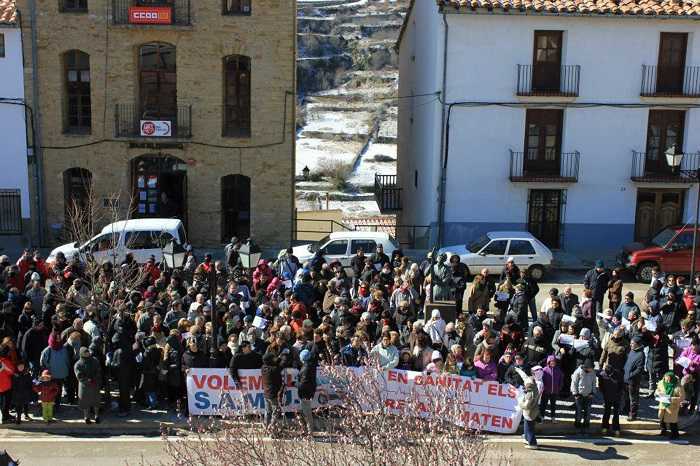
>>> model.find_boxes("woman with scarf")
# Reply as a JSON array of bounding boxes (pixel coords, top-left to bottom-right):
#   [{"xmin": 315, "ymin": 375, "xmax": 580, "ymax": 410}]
[{"xmin": 655, "ymin": 371, "xmax": 684, "ymax": 439}]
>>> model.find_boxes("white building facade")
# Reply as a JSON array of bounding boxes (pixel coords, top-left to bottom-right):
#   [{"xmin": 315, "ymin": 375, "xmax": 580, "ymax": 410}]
[
  {"xmin": 396, "ymin": 0, "xmax": 700, "ymax": 260},
  {"xmin": 0, "ymin": 0, "xmax": 30, "ymax": 237}
]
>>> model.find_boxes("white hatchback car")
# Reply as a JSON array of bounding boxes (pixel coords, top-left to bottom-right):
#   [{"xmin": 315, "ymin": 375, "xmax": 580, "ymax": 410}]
[
  {"xmin": 290, "ymin": 231, "xmax": 398, "ymax": 268},
  {"xmin": 47, "ymin": 218, "xmax": 189, "ymax": 265},
  {"xmin": 439, "ymin": 231, "xmax": 553, "ymax": 280}
]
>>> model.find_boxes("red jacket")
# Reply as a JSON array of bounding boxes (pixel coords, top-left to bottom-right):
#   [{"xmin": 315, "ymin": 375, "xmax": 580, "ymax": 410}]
[
  {"xmin": 0, "ymin": 356, "xmax": 16, "ymax": 393},
  {"xmin": 33, "ymin": 381, "xmax": 60, "ymax": 402}
]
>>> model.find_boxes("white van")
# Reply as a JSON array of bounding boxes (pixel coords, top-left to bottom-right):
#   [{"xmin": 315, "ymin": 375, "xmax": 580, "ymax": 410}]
[
  {"xmin": 47, "ymin": 218, "xmax": 189, "ymax": 265},
  {"xmin": 289, "ymin": 231, "xmax": 398, "ymax": 268}
]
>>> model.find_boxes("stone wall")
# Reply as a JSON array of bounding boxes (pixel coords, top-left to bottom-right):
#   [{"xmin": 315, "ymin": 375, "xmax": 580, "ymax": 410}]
[{"xmin": 18, "ymin": 0, "xmax": 296, "ymax": 249}]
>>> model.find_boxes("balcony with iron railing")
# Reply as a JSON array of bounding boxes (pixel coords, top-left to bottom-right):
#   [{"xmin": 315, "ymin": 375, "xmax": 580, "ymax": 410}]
[
  {"xmin": 112, "ymin": 0, "xmax": 191, "ymax": 26},
  {"xmin": 374, "ymin": 174, "xmax": 402, "ymax": 213},
  {"xmin": 516, "ymin": 64, "xmax": 580, "ymax": 97},
  {"xmin": 509, "ymin": 149, "xmax": 580, "ymax": 182},
  {"xmin": 641, "ymin": 65, "xmax": 700, "ymax": 97},
  {"xmin": 114, "ymin": 103, "xmax": 192, "ymax": 139},
  {"xmin": 631, "ymin": 150, "xmax": 700, "ymax": 182}
]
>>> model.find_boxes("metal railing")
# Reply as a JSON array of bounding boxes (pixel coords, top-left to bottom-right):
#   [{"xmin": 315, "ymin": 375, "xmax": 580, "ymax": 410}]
[
  {"xmin": 114, "ymin": 103, "xmax": 192, "ymax": 139},
  {"xmin": 516, "ymin": 64, "xmax": 580, "ymax": 97},
  {"xmin": 112, "ymin": 0, "xmax": 192, "ymax": 25},
  {"xmin": 374, "ymin": 174, "xmax": 402, "ymax": 212},
  {"xmin": 641, "ymin": 65, "xmax": 700, "ymax": 97},
  {"xmin": 0, "ymin": 189, "xmax": 22, "ymax": 235},
  {"xmin": 631, "ymin": 150, "xmax": 700, "ymax": 182},
  {"xmin": 509, "ymin": 149, "xmax": 580, "ymax": 182},
  {"xmin": 223, "ymin": 0, "xmax": 252, "ymax": 15}
]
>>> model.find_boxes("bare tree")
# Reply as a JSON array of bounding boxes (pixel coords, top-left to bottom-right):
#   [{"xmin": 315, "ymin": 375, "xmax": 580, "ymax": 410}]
[{"xmin": 153, "ymin": 362, "xmax": 514, "ymax": 466}]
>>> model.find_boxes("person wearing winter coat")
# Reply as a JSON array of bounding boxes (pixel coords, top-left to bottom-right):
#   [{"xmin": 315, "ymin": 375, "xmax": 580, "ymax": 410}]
[
  {"xmin": 261, "ymin": 351, "xmax": 284, "ymax": 429},
  {"xmin": 646, "ymin": 324, "xmax": 672, "ymax": 394},
  {"xmin": 140, "ymin": 336, "xmax": 162, "ymax": 409},
  {"xmin": 504, "ymin": 354, "xmax": 529, "ymax": 388},
  {"xmin": 369, "ymin": 333, "xmax": 399, "ymax": 369},
  {"xmin": 523, "ymin": 326, "xmax": 550, "ymax": 368},
  {"xmin": 474, "ymin": 349, "xmax": 497, "ymax": 381},
  {"xmin": 39, "ymin": 331, "xmax": 71, "ymax": 411},
  {"xmin": 33, "ymin": 369, "xmax": 60, "ymax": 423},
  {"xmin": 111, "ymin": 332, "xmax": 136, "ymax": 416},
  {"xmin": 540, "ymin": 355, "xmax": 563, "ymax": 422},
  {"xmin": 571, "ymin": 360, "xmax": 596, "ymax": 431},
  {"xmin": 509, "ymin": 284, "xmax": 530, "ymax": 334},
  {"xmin": 655, "ymin": 371, "xmax": 685, "ymax": 439},
  {"xmin": 571, "ymin": 328, "xmax": 597, "ymax": 369},
  {"xmin": 297, "ymin": 349, "xmax": 317, "ymax": 433},
  {"xmin": 678, "ymin": 336, "xmax": 700, "ymax": 413},
  {"xmin": 623, "ymin": 336, "xmax": 645, "ymax": 421},
  {"xmin": 0, "ymin": 345, "xmax": 15, "ymax": 423},
  {"xmin": 74, "ymin": 347, "xmax": 102, "ymax": 424},
  {"xmin": 598, "ymin": 364, "xmax": 622, "ymax": 435},
  {"xmin": 599, "ymin": 327, "xmax": 628, "ymax": 381},
  {"xmin": 516, "ymin": 368, "xmax": 539, "ymax": 449},
  {"xmin": 163, "ymin": 332, "xmax": 183, "ymax": 410}
]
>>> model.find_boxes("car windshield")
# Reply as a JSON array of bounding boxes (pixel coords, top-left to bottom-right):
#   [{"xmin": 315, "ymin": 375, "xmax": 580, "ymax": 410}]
[
  {"xmin": 467, "ymin": 235, "xmax": 490, "ymax": 253},
  {"xmin": 309, "ymin": 235, "xmax": 331, "ymax": 253},
  {"xmin": 650, "ymin": 228, "xmax": 677, "ymax": 248}
]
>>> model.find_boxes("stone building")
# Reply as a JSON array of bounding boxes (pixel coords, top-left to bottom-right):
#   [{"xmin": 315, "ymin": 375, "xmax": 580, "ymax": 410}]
[{"xmin": 18, "ymin": 0, "xmax": 296, "ymax": 249}]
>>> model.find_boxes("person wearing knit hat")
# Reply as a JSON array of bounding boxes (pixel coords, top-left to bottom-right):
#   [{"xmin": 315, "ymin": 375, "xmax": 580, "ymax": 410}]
[
  {"xmin": 33, "ymin": 370, "xmax": 60, "ymax": 424},
  {"xmin": 516, "ymin": 367, "xmax": 540, "ymax": 449}
]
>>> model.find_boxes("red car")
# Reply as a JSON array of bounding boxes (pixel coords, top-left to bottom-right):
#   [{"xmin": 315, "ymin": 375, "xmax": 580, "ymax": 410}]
[{"xmin": 619, "ymin": 225, "xmax": 700, "ymax": 282}]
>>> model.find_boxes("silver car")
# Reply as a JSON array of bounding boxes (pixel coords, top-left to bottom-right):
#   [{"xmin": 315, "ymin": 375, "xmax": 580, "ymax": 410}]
[{"xmin": 439, "ymin": 231, "xmax": 553, "ymax": 280}]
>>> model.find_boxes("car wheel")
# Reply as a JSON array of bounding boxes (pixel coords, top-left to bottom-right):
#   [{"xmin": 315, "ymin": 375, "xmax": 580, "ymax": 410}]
[
  {"xmin": 528, "ymin": 265, "xmax": 545, "ymax": 281},
  {"xmin": 635, "ymin": 262, "xmax": 656, "ymax": 283}
]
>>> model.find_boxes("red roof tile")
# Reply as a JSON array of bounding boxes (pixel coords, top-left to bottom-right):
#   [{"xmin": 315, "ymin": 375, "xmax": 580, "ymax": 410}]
[
  {"xmin": 0, "ymin": 0, "xmax": 16, "ymax": 25},
  {"xmin": 439, "ymin": 0, "xmax": 700, "ymax": 16}
]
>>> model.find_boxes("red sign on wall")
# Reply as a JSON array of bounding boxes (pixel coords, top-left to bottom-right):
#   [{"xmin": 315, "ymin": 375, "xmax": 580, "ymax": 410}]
[{"xmin": 128, "ymin": 6, "xmax": 173, "ymax": 25}]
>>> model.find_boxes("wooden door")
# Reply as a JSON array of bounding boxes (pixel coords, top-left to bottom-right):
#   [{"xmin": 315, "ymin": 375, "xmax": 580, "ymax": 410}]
[
  {"xmin": 657, "ymin": 33, "xmax": 687, "ymax": 95},
  {"xmin": 634, "ymin": 189, "xmax": 684, "ymax": 242},
  {"xmin": 532, "ymin": 31, "xmax": 562, "ymax": 92},
  {"xmin": 524, "ymin": 109, "xmax": 563, "ymax": 175},
  {"xmin": 528, "ymin": 190, "xmax": 562, "ymax": 248},
  {"xmin": 645, "ymin": 110, "xmax": 685, "ymax": 175}
]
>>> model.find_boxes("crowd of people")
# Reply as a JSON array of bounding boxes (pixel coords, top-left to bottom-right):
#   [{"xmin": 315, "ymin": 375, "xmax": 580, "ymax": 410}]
[{"xmin": 0, "ymin": 240, "xmax": 698, "ymax": 446}]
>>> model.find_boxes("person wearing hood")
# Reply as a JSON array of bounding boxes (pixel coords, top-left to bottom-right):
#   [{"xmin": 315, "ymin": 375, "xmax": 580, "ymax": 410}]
[
  {"xmin": 39, "ymin": 331, "xmax": 70, "ymax": 411},
  {"xmin": 541, "ymin": 355, "xmax": 563, "ymax": 422},
  {"xmin": 598, "ymin": 364, "xmax": 622, "ymax": 436},
  {"xmin": 424, "ymin": 309, "xmax": 446, "ymax": 351},
  {"xmin": 74, "ymin": 347, "xmax": 102, "ymax": 424},
  {"xmin": 571, "ymin": 359, "xmax": 596, "ymax": 432},
  {"xmin": 655, "ymin": 371, "xmax": 685, "ymax": 439},
  {"xmin": 516, "ymin": 368, "xmax": 540, "ymax": 449}
]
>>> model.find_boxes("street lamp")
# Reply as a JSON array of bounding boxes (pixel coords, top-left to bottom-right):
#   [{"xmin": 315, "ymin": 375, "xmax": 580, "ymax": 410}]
[
  {"xmin": 162, "ymin": 240, "xmax": 187, "ymax": 269},
  {"xmin": 208, "ymin": 264, "xmax": 219, "ymax": 367},
  {"xmin": 239, "ymin": 240, "xmax": 262, "ymax": 269},
  {"xmin": 666, "ymin": 149, "xmax": 700, "ymax": 279}
]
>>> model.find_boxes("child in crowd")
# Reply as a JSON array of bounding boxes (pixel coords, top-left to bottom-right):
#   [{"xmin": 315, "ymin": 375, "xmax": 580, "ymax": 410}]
[
  {"xmin": 33, "ymin": 370, "xmax": 60, "ymax": 424},
  {"xmin": 540, "ymin": 355, "xmax": 563, "ymax": 422}
]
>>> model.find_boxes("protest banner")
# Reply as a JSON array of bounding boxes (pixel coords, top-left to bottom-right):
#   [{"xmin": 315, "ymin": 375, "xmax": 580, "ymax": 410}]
[{"xmin": 187, "ymin": 368, "xmax": 523, "ymax": 434}]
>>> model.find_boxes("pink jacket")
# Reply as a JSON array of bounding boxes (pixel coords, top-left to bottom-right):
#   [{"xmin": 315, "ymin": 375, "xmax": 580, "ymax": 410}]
[{"xmin": 680, "ymin": 346, "xmax": 700, "ymax": 376}]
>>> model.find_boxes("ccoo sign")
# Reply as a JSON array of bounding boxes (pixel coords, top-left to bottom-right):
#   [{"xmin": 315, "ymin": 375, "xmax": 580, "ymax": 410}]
[{"xmin": 128, "ymin": 6, "xmax": 173, "ymax": 25}]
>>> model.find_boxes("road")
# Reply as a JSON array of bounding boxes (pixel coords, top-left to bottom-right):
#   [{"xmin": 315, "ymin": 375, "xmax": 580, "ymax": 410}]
[{"xmin": 1, "ymin": 432, "xmax": 698, "ymax": 466}]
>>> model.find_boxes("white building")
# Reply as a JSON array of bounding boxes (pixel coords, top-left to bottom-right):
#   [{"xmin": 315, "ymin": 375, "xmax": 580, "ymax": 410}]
[
  {"xmin": 0, "ymin": 0, "xmax": 30, "ymax": 239},
  {"xmin": 391, "ymin": 0, "xmax": 700, "ymax": 260}
]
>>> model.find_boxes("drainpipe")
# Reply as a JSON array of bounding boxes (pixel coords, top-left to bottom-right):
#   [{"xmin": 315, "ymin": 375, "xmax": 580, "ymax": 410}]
[
  {"xmin": 436, "ymin": 12, "xmax": 449, "ymax": 247},
  {"xmin": 27, "ymin": 0, "xmax": 45, "ymax": 246}
]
